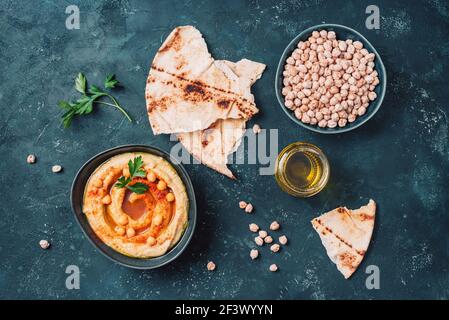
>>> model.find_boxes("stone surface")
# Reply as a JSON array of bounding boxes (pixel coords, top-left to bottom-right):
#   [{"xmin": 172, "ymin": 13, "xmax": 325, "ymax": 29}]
[{"xmin": 1, "ymin": 0, "xmax": 448, "ymax": 299}]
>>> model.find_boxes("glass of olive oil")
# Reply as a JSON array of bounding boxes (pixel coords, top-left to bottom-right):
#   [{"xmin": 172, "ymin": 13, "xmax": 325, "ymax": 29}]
[{"xmin": 275, "ymin": 142, "xmax": 330, "ymax": 197}]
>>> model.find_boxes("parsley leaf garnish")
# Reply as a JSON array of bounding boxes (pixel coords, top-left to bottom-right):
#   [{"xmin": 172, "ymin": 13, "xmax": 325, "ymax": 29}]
[
  {"xmin": 114, "ymin": 156, "xmax": 149, "ymax": 194},
  {"xmin": 115, "ymin": 176, "xmax": 131, "ymax": 188},
  {"xmin": 126, "ymin": 182, "xmax": 149, "ymax": 194},
  {"xmin": 128, "ymin": 156, "xmax": 147, "ymax": 178},
  {"xmin": 59, "ymin": 73, "xmax": 132, "ymax": 128}
]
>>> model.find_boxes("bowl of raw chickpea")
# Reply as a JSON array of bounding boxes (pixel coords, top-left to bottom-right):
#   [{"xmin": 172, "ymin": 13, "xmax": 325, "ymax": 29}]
[{"xmin": 275, "ymin": 24, "xmax": 386, "ymax": 133}]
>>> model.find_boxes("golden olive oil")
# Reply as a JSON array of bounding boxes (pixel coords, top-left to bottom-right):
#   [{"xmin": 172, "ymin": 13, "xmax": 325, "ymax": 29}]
[
  {"xmin": 284, "ymin": 151, "xmax": 322, "ymax": 189},
  {"xmin": 275, "ymin": 142, "xmax": 330, "ymax": 197}
]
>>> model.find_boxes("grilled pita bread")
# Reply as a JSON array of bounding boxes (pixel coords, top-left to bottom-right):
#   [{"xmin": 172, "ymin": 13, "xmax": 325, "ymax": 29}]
[
  {"xmin": 146, "ymin": 26, "xmax": 261, "ymax": 134},
  {"xmin": 311, "ymin": 199, "xmax": 376, "ymax": 279},
  {"xmin": 177, "ymin": 119, "xmax": 245, "ymax": 179},
  {"xmin": 176, "ymin": 59, "xmax": 266, "ymax": 178}
]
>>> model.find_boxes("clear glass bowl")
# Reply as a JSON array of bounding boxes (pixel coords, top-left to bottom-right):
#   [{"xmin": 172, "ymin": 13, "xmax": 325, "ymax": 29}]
[{"xmin": 275, "ymin": 142, "xmax": 330, "ymax": 197}]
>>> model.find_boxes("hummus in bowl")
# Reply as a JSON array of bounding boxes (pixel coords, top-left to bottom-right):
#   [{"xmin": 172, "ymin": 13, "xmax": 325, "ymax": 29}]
[{"xmin": 71, "ymin": 145, "xmax": 196, "ymax": 268}]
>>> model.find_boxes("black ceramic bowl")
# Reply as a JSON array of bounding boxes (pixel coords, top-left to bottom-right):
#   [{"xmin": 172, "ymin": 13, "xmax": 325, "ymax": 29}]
[
  {"xmin": 275, "ymin": 24, "xmax": 387, "ymax": 134},
  {"xmin": 71, "ymin": 145, "xmax": 197, "ymax": 269}
]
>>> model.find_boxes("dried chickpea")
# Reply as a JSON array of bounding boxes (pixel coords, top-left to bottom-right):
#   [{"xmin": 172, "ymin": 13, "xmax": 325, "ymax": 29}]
[{"xmin": 282, "ymin": 29, "xmax": 379, "ymax": 129}]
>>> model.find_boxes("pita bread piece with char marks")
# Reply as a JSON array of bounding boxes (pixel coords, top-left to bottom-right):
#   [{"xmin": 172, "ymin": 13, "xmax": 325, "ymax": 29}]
[
  {"xmin": 146, "ymin": 25, "xmax": 261, "ymax": 135},
  {"xmin": 311, "ymin": 199, "xmax": 376, "ymax": 279},
  {"xmin": 176, "ymin": 59, "xmax": 266, "ymax": 179},
  {"xmin": 177, "ymin": 118, "xmax": 244, "ymax": 179}
]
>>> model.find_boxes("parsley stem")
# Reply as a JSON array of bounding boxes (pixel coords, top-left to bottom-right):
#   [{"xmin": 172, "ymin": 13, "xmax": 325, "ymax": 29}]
[
  {"xmin": 97, "ymin": 96, "xmax": 132, "ymax": 122},
  {"xmin": 96, "ymin": 101, "xmax": 117, "ymax": 108}
]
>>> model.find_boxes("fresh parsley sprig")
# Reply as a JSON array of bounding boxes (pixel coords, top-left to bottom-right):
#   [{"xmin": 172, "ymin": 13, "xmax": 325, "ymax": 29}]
[
  {"xmin": 126, "ymin": 182, "xmax": 149, "ymax": 194},
  {"xmin": 115, "ymin": 156, "xmax": 149, "ymax": 195},
  {"xmin": 104, "ymin": 74, "xmax": 119, "ymax": 89},
  {"xmin": 59, "ymin": 73, "xmax": 132, "ymax": 128}
]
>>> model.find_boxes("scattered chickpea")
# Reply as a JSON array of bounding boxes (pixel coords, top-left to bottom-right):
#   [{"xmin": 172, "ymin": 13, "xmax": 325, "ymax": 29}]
[
  {"xmin": 52, "ymin": 165, "xmax": 62, "ymax": 173},
  {"xmin": 239, "ymin": 201, "xmax": 248, "ymax": 209},
  {"xmin": 166, "ymin": 193, "xmax": 175, "ymax": 202},
  {"xmin": 279, "ymin": 235, "xmax": 288, "ymax": 245},
  {"xmin": 258, "ymin": 230, "xmax": 268, "ymax": 239},
  {"xmin": 270, "ymin": 221, "xmax": 280, "ymax": 231},
  {"xmin": 157, "ymin": 180, "xmax": 167, "ymax": 191},
  {"xmin": 27, "ymin": 154, "xmax": 36, "ymax": 164},
  {"xmin": 39, "ymin": 239, "xmax": 50, "ymax": 249},
  {"xmin": 249, "ymin": 223, "xmax": 259, "ymax": 233},
  {"xmin": 207, "ymin": 261, "xmax": 216, "ymax": 271},
  {"xmin": 244, "ymin": 203, "xmax": 254, "ymax": 213},
  {"xmin": 269, "ymin": 264, "xmax": 278, "ymax": 272},
  {"xmin": 264, "ymin": 236, "xmax": 273, "ymax": 244},
  {"xmin": 250, "ymin": 249, "xmax": 259, "ymax": 260},
  {"xmin": 252, "ymin": 124, "xmax": 261, "ymax": 134},
  {"xmin": 254, "ymin": 236, "xmax": 264, "ymax": 246},
  {"xmin": 270, "ymin": 244, "xmax": 281, "ymax": 253}
]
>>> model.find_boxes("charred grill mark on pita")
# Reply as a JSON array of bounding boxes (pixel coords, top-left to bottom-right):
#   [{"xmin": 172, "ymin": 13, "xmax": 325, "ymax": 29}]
[
  {"xmin": 175, "ymin": 57, "xmax": 187, "ymax": 70},
  {"xmin": 339, "ymin": 252, "xmax": 357, "ymax": 270},
  {"xmin": 358, "ymin": 213, "xmax": 374, "ymax": 221},
  {"xmin": 150, "ymin": 65, "xmax": 256, "ymax": 110},
  {"xmin": 217, "ymin": 99, "xmax": 231, "ymax": 109},
  {"xmin": 149, "ymin": 66, "xmax": 258, "ymax": 119},
  {"xmin": 313, "ymin": 218, "xmax": 365, "ymax": 257},
  {"xmin": 147, "ymin": 76, "xmax": 156, "ymax": 84},
  {"xmin": 147, "ymin": 96, "xmax": 170, "ymax": 113},
  {"xmin": 311, "ymin": 200, "xmax": 375, "ymax": 279},
  {"xmin": 158, "ymin": 28, "xmax": 182, "ymax": 53},
  {"xmin": 185, "ymin": 83, "xmax": 205, "ymax": 95}
]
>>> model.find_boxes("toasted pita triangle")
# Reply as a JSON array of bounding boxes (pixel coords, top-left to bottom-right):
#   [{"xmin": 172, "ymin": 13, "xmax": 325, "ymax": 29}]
[
  {"xmin": 311, "ymin": 199, "xmax": 376, "ymax": 279},
  {"xmin": 176, "ymin": 59, "xmax": 265, "ymax": 178},
  {"xmin": 146, "ymin": 26, "xmax": 261, "ymax": 134},
  {"xmin": 177, "ymin": 119, "xmax": 245, "ymax": 179}
]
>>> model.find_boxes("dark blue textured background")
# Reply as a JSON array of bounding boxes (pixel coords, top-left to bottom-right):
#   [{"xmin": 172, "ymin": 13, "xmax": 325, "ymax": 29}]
[{"xmin": 1, "ymin": 0, "xmax": 448, "ymax": 299}]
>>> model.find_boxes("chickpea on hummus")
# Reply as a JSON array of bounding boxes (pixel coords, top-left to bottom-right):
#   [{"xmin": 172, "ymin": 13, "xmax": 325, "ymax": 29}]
[{"xmin": 82, "ymin": 152, "xmax": 188, "ymax": 258}]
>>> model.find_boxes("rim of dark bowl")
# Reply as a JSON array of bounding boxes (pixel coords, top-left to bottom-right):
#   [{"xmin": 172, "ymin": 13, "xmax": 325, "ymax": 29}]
[
  {"xmin": 275, "ymin": 23, "xmax": 387, "ymax": 134},
  {"xmin": 70, "ymin": 144, "xmax": 197, "ymax": 269}
]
